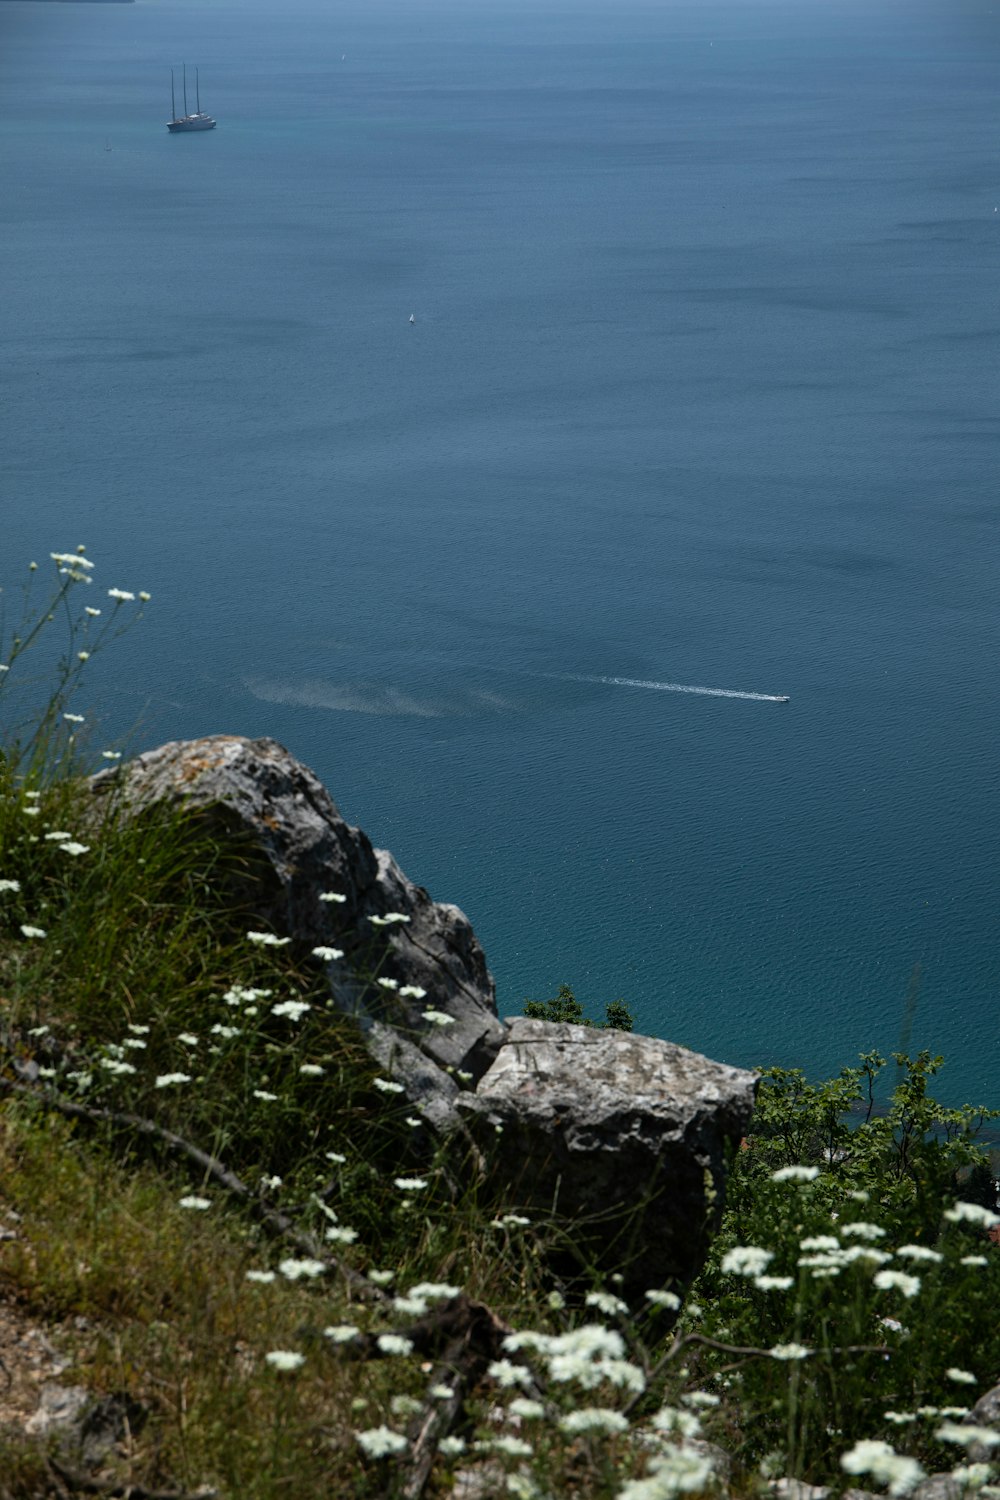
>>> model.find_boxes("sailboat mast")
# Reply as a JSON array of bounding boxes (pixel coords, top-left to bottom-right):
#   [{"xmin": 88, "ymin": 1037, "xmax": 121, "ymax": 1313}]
[
  {"xmin": 171, "ymin": 69, "xmax": 176, "ymax": 119},
  {"xmin": 183, "ymin": 63, "xmax": 188, "ymax": 116},
  {"xmin": 196, "ymin": 68, "xmax": 201, "ymax": 113}
]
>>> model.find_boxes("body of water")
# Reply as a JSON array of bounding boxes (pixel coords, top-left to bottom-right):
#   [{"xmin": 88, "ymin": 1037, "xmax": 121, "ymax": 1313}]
[{"xmin": 2, "ymin": 0, "xmax": 999, "ymax": 1102}]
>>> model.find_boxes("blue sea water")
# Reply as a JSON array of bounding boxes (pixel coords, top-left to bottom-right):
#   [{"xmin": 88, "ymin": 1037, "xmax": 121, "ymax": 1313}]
[{"xmin": 2, "ymin": 0, "xmax": 999, "ymax": 1104}]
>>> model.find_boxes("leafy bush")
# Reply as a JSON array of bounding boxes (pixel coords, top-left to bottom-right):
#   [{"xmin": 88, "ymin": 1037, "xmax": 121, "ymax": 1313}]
[{"xmin": 523, "ymin": 982, "xmax": 634, "ymax": 1032}]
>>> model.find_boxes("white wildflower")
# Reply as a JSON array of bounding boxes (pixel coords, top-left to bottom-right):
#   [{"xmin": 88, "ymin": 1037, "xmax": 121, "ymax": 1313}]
[
  {"xmin": 319, "ymin": 891, "xmax": 347, "ymax": 903},
  {"xmin": 271, "ymin": 999, "xmax": 311, "ymax": 1021},
  {"xmin": 51, "ymin": 552, "xmax": 94, "ymax": 570},
  {"xmin": 393, "ymin": 1295, "xmax": 428, "ymax": 1317},
  {"xmin": 885, "ymin": 1412, "xmax": 918, "ymax": 1425},
  {"xmin": 399, "ymin": 985, "xmax": 427, "ymax": 998},
  {"xmin": 937, "ymin": 1425, "xmax": 1000, "ymax": 1451},
  {"xmin": 99, "ymin": 1058, "xmax": 137, "ymax": 1076},
  {"xmin": 177, "ymin": 1033, "xmax": 199, "ymax": 1046},
  {"xmin": 246, "ymin": 1270, "xmax": 276, "ymax": 1284},
  {"xmin": 377, "ymin": 977, "xmax": 399, "ymax": 991},
  {"xmin": 950, "ymin": 1465, "xmax": 993, "ymax": 1489},
  {"xmin": 178, "ymin": 1196, "xmax": 211, "ymax": 1211},
  {"xmin": 107, "ymin": 588, "xmax": 135, "ymax": 602},
  {"xmin": 63, "ymin": 712, "xmax": 86, "ymax": 723},
  {"xmin": 618, "ymin": 1445, "xmax": 716, "ymax": 1498},
  {"xmin": 770, "ymin": 1343, "xmax": 812, "ymax": 1361},
  {"xmin": 253, "ymin": 1089, "xmax": 278, "ymax": 1101},
  {"xmin": 488, "ymin": 1359, "xmax": 533, "ymax": 1389},
  {"xmin": 246, "ymin": 930, "xmax": 291, "ymax": 947},
  {"xmin": 421, "ymin": 1009, "xmax": 456, "ymax": 1027},
  {"xmin": 374, "ymin": 1077, "xmax": 405, "ymax": 1094},
  {"xmin": 945, "ymin": 1202, "xmax": 1000, "ymax": 1229},
  {"xmin": 368, "ymin": 912, "xmax": 411, "ymax": 926},
  {"xmin": 438, "ymin": 1435, "xmax": 467, "ymax": 1456},
  {"xmin": 84, "ymin": 608, "xmax": 101, "ymax": 618},
  {"xmin": 800, "ymin": 1235, "xmax": 839, "ymax": 1252},
  {"xmin": 139, "ymin": 591, "xmax": 151, "ymax": 602},
  {"xmin": 77, "ymin": 651, "xmax": 90, "ymax": 661},
  {"xmin": 586, "ymin": 1289, "xmax": 630, "ymax": 1317},
  {"xmin": 325, "ymin": 1226, "xmax": 359, "ymax": 1244},
  {"xmin": 961, "ymin": 1255, "xmax": 989, "ymax": 1267},
  {"xmin": 645, "ymin": 1289, "xmax": 682, "ymax": 1310},
  {"xmin": 843, "ymin": 1245, "xmax": 892, "ymax": 1267},
  {"xmin": 721, "ymin": 1245, "xmax": 774, "ymax": 1276},
  {"xmin": 652, "ymin": 1406, "xmax": 702, "ymax": 1439},
  {"xmin": 155, "ymin": 1072, "xmax": 192, "ymax": 1088},
  {"xmin": 772, "ymin": 1165, "xmax": 820, "ymax": 1182},
  {"xmin": 755, "ymin": 1274, "xmax": 795, "ymax": 1291},
  {"xmin": 264, "ymin": 1350, "xmax": 304, "ymax": 1372},
  {"xmin": 390, "ymin": 1394, "xmax": 422, "ymax": 1417},
  {"xmin": 325, "ymin": 1151, "xmax": 347, "ymax": 1164},
  {"xmin": 896, "ymin": 1245, "xmax": 944, "ymax": 1263},
  {"xmin": 841, "ymin": 1438, "xmax": 925, "ymax": 1495},
  {"xmin": 210, "ymin": 1024, "xmax": 240, "ymax": 1039},
  {"xmin": 476, "ymin": 1436, "xmax": 533, "ymax": 1457},
  {"xmin": 376, "ymin": 1333, "xmax": 413, "ymax": 1356},
  {"xmin": 323, "ymin": 1324, "xmax": 360, "ymax": 1343},
  {"xmin": 311, "ymin": 946, "xmax": 343, "ymax": 961},
  {"xmin": 509, "ymin": 1397, "xmax": 544, "ymax": 1419},
  {"xmin": 561, "ymin": 1407, "xmax": 629, "ymax": 1435},
  {"xmin": 0, "ymin": 879, "xmax": 21, "ymax": 893},
  {"xmin": 409, "ymin": 1281, "xmax": 460, "ymax": 1302},
  {"xmin": 842, "ymin": 1222, "xmax": 886, "ymax": 1240},
  {"xmin": 874, "ymin": 1270, "xmax": 922, "ymax": 1299},
  {"xmin": 492, "ymin": 1214, "xmax": 531, "ymax": 1228},
  {"xmin": 368, "ymin": 1269, "xmax": 394, "ymax": 1285},
  {"xmin": 278, "ymin": 1257, "xmax": 327, "ymax": 1281},
  {"xmin": 299, "ymin": 1063, "xmax": 325, "ymax": 1077},
  {"xmin": 394, "ymin": 1177, "xmax": 427, "ymax": 1191},
  {"xmin": 946, "ymin": 1369, "xmax": 979, "ymax": 1385}
]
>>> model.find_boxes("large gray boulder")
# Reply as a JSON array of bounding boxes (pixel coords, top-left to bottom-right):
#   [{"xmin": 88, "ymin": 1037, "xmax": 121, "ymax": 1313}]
[
  {"xmin": 92, "ymin": 735, "xmax": 505, "ymax": 1130},
  {"xmin": 458, "ymin": 1019, "xmax": 758, "ymax": 1295},
  {"xmin": 93, "ymin": 735, "xmax": 758, "ymax": 1286}
]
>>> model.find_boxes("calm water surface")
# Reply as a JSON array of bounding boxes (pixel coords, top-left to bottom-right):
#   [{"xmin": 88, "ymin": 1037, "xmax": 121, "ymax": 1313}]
[{"xmin": 2, "ymin": 0, "xmax": 999, "ymax": 1102}]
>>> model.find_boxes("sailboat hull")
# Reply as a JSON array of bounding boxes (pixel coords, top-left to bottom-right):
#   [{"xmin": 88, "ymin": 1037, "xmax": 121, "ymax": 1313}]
[{"xmin": 167, "ymin": 114, "xmax": 216, "ymax": 132}]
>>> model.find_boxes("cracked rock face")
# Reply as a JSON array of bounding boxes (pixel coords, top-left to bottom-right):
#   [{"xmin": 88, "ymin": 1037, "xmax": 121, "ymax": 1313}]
[
  {"xmin": 94, "ymin": 736, "xmax": 758, "ymax": 1285},
  {"xmin": 457, "ymin": 1019, "xmax": 758, "ymax": 1294},
  {"xmin": 92, "ymin": 736, "xmax": 504, "ymax": 1130}
]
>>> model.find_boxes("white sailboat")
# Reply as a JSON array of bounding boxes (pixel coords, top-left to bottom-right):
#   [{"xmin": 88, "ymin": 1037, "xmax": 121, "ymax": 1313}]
[{"xmin": 167, "ymin": 65, "xmax": 216, "ymax": 133}]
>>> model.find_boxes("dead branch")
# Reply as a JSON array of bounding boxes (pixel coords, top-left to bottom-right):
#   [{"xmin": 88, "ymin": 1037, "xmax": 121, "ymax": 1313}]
[{"xmin": 0, "ymin": 1075, "xmax": 387, "ymax": 1304}]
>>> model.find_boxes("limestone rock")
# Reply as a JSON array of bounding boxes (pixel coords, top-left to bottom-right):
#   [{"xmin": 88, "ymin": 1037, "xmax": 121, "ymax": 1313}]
[
  {"xmin": 911, "ymin": 1479, "xmax": 965, "ymax": 1500},
  {"xmin": 770, "ymin": 1482, "xmax": 830, "ymax": 1500},
  {"xmin": 92, "ymin": 736, "xmax": 504, "ymax": 1128},
  {"xmin": 963, "ymin": 1382, "xmax": 1000, "ymax": 1463},
  {"xmin": 457, "ymin": 1018, "xmax": 758, "ymax": 1293}
]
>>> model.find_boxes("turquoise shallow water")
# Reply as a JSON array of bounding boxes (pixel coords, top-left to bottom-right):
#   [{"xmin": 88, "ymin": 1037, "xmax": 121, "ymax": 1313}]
[{"xmin": 2, "ymin": 0, "xmax": 999, "ymax": 1103}]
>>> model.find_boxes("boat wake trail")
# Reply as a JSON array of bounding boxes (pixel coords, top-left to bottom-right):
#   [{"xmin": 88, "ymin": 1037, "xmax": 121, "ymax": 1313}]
[{"xmin": 565, "ymin": 674, "xmax": 790, "ymax": 703}]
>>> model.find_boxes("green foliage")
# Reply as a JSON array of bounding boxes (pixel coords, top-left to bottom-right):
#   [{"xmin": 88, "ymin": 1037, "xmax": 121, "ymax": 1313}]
[
  {"xmin": 687, "ymin": 1051, "xmax": 1000, "ymax": 1484},
  {"xmin": 523, "ymin": 983, "xmax": 634, "ymax": 1032}
]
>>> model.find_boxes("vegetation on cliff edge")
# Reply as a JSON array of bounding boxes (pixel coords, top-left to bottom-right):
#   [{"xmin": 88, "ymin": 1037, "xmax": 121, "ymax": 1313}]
[{"xmin": 0, "ymin": 551, "xmax": 998, "ymax": 1500}]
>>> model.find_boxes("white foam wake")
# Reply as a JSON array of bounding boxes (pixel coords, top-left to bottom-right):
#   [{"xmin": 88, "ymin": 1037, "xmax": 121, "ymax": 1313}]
[{"xmin": 568, "ymin": 674, "xmax": 789, "ymax": 703}]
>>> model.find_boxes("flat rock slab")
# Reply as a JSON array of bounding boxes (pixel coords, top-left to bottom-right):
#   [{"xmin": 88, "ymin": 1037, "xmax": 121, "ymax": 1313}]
[{"xmin": 458, "ymin": 1019, "xmax": 757, "ymax": 1293}]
